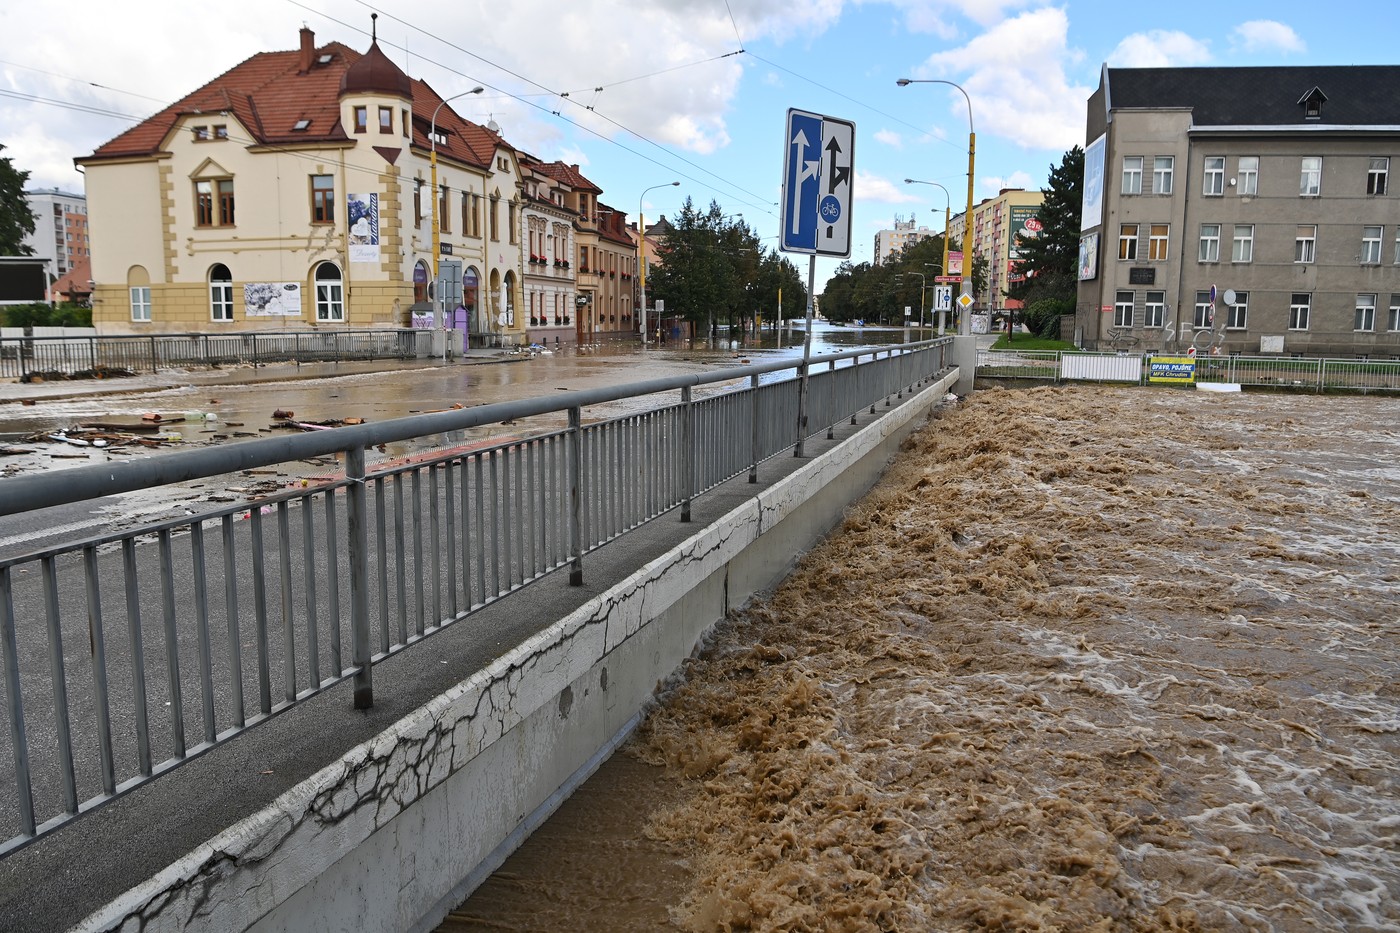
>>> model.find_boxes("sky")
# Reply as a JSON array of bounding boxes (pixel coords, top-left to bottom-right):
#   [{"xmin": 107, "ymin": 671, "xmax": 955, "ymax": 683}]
[{"xmin": 1, "ymin": 0, "xmax": 1390, "ymax": 293}]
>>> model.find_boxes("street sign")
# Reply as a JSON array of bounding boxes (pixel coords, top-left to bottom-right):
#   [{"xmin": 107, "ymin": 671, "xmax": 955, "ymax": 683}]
[
  {"xmin": 957, "ymin": 293, "xmax": 975, "ymax": 310},
  {"xmin": 934, "ymin": 275, "xmax": 961, "ymax": 283},
  {"xmin": 780, "ymin": 108, "xmax": 855, "ymax": 257},
  {"xmin": 933, "ymin": 285, "xmax": 952, "ymax": 312}
]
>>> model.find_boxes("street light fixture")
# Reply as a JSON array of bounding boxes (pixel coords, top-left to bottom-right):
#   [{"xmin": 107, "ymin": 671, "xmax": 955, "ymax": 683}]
[
  {"xmin": 896, "ymin": 270, "xmax": 927, "ymax": 330},
  {"xmin": 904, "ymin": 178, "xmax": 953, "ymax": 332},
  {"xmin": 638, "ymin": 180, "xmax": 679, "ymax": 345},
  {"xmin": 430, "ymin": 86, "xmax": 485, "ymax": 283},
  {"xmin": 897, "ymin": 78, "xmax": 975, "ymax": 336}
]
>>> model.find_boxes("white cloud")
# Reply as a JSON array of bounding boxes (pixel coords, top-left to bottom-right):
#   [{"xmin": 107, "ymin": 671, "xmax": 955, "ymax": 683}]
[
  {"xmin": 1230, "ymin": 20, "xmax": 1305, "ymax": 55},
  {"xmin": 981, "ymin": 170, "xmax": 1037, "ymax": 194},
  {"xmin": 910, "ymin": 7, "xmax": 1093, "ymax": 153},
  {"xmin": 1107, "ymin": 30, "xmax": 1212, "ymax": 68},
  {"xmin": 857, "ymin": 170, "xmax": 923, "ymax": 204},
  {"xmin": 896, "ymin": 0, "xmax": 1038, "ymax": 35},
  {"xmin": 874, "ymin": 129, "xmax": 903, "ymax": 148}
]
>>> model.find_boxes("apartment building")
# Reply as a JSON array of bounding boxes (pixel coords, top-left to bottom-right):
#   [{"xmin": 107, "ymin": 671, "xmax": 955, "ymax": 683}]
[
  {"xmin": 946, "ymin": 188, "xmax": 1043, "ymax": 323},
  {"xmin": 22, "ymin": 188, "xmax": 89, "ymax": 284},
  {"xmin": 1076, "ymin": 65, "xmax": 1400, "ymax": 357},
  {"xmin": 873, "ymin": 214, "xmax": 936, "ymax": 265}
]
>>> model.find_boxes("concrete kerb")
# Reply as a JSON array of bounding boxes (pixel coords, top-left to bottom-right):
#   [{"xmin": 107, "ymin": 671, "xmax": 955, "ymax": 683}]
[{"xmin": 71, "ymin": 368, "xmax": 960, "ymax": 933}]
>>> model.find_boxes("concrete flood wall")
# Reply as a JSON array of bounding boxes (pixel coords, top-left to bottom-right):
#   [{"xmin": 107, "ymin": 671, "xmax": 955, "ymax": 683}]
[{"xmin": 75, "ymin": 371, "xmax": 959, "ymax": 933}]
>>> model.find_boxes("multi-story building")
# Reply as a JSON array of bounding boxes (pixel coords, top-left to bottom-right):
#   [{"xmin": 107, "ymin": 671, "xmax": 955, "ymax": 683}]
[
  {"xmin": 946, "ymin": 188, "xmax": 1043, "ymax": 323},
  {"xmin": 873, "ymin": 214, "xmax": 936, "ymax": 265},
  {"xmin": 519, "ymin": 154, "xmax": 579, "ymax": 345},
  {"xmin": 76, "ymin": 27, "xmax": 531, "ymax": 345},
  {"xmin": 1076, "ymin": 65, "xmax": 1400, "ymax": 357},
  {"xmin": 22, "ymin": 188, "xmax": 89, "ymax": 286}
]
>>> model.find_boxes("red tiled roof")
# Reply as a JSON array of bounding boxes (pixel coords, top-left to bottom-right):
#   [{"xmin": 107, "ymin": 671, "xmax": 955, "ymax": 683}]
[{"xmin": 534, "ymin": 161, "xmax": 599, "ymax": 192}]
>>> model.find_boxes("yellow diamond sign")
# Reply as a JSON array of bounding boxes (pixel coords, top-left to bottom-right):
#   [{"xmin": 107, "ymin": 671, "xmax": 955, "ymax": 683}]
[{"xmin": 957, "ymin": 293, "xmax": 974, "ymax": 309}]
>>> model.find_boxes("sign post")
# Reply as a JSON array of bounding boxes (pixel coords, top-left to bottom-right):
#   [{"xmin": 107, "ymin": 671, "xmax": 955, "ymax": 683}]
[{"xmin": 781, "ymin": 108, "xmax": 855, "ymax": 457}]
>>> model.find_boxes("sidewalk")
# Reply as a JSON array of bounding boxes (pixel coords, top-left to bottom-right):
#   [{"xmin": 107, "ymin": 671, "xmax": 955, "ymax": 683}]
[{"xmin": 0, "ymin": 348, "xmax": 528, "ymax": 405}]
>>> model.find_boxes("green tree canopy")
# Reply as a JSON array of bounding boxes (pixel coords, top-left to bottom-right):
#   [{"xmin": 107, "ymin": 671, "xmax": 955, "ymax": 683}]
[
  {"xmin": 0, "ymin": 144, "xmax": 37, "ymax": 256},
  {"xmin": 1008, "ymin": 145, "xmax": 1082, "ymax": 309}
]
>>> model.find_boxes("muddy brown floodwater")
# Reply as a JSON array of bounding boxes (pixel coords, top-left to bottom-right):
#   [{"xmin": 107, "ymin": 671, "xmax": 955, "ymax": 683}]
[{"xmin": 447, "ymin": 385, "xmax": 1400, "ymax": 932}]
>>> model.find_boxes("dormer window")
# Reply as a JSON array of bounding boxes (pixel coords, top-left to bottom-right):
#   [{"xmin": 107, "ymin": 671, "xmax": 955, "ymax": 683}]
[
  {"xmin": 293, "ymin": 119, "xmax": 311, "ymax": 131},
  {"xmin": 431, "ymin": 128, "xmax": 448, "ymax": 146},
  {"xmin": 1298, "ymin": 86, "xmax": 1327, "ymax": 120}
]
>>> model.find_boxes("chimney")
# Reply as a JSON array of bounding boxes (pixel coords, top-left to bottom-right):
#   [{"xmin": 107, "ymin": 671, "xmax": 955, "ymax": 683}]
[{"xmin": 299, "ymin": 27, "xmax": 315, "ymax": 74}]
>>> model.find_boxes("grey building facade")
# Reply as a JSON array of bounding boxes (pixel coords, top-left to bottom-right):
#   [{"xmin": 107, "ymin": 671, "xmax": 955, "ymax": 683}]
[{"xmin": 1076, "ymin": 65, "xmax": 1400, "ymax": 358}]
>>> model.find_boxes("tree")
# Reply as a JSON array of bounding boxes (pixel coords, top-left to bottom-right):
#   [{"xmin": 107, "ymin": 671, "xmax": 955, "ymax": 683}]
[
  {"xmin": 0, "ymin": 144, "xmax": 37, "ymax": 256},
  {"xmin": 1008, "ymin": 145, "xmax": 1083, "ymax": 324}
]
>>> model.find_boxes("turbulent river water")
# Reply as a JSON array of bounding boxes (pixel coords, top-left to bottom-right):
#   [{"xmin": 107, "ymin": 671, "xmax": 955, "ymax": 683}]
[{"xmin": 446, "ymin": 385, "xmax": 1400, "ymax": 932}]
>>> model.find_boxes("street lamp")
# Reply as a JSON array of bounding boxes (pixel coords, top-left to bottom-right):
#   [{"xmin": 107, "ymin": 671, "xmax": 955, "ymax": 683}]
[
  {"xmin": 897, "ymin": 270, "xmax": 927, "ymax": 330},
  {"xmin": 904, "ymin": 178, "xmax": 953, "ymax": 332},
  {"xmin": 430, "ymin": 86, "xmax": 485, "ymax": 283},
  {"xmin": 897, "ymin": 78, "xmax": 975, "ymax": 335},
  {"xmin": 638, "ymin": 180, "xmax": 679, "ymax": 345}
]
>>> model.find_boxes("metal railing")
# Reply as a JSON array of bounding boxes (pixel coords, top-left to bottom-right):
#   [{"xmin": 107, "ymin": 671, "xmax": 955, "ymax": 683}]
[
  {"xmin": 0, "ymin": 338, "xmax": 951, "ymax": 856},
  {"xmin": 0, "ymin": 329, "xmax": 432, "ymax": 379},
  {"xmin": 978, "ymin": 349, "xmax": 1400, "ymax": 392}
]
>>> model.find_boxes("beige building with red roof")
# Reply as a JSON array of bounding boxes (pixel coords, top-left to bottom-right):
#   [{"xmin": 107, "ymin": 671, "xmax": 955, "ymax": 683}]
[{"xmin": 77, "ymin": 27, "xmax": 531, "ymax": 345}]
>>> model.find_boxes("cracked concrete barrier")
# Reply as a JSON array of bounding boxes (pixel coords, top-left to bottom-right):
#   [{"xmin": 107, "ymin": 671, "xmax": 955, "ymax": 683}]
[{"xmin": 72, "ymin": 371, "xmax": 960, "ymax": 933}]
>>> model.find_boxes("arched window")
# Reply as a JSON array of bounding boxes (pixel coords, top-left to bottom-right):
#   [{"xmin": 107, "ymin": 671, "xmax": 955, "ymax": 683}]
[
  {"xmin": 128, "ymin": 265, "xmax": 151, "ymax": 322},
  {"xmin": 315, "ymin": 262, "xmax": 344, "ymax": 322},
  {"xmin": 413, "ymin": 260, "xmax": 429, "ymax": 304},
  {"xmin": 209, "ymin": 263, "xmax": 234, "ymax": 321}
]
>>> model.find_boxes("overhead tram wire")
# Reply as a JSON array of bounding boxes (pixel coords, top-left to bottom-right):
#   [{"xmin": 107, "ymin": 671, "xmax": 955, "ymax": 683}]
[
  {"xmin": 0, "ymin": 89, "xmax": 142, "ymax": 122},
  {"xmin": 0, "ymin": 59, "xmax": 172, "ymax": 107}
]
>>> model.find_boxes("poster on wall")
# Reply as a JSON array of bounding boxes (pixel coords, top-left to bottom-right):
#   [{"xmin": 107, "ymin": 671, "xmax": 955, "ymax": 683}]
[
  {"xmin": 1081, "ymin": 134, "xmax": 1105, "ymax": 231},
  {"xmin": 348, "ymin": 193, "xmax": 380, "ymax": 263},
  {"xmin": 243, "ymin": 282, "xmax": 303, "ymax": 316},
  {"xmin": 1078, "ymin": 233, "xmax": 1100, "ymax": 281},
  {"xmin": 1009, "ymin": 206, "xmax": 1041, "ymax": 261}
]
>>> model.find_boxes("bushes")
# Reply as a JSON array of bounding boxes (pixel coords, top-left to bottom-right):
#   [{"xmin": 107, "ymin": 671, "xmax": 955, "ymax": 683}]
[
  {"xmin": 1021, "ymin": 298, "xmax": 1073, "ymax": 339},
  {"xmin": 0, "ymin": 302, "xmax": 93, "ymax": 328}
]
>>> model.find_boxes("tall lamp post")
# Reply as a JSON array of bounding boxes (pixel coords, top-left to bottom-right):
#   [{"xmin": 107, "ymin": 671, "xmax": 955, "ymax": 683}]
[
  {"xmin": 430, "ymin": 86, "xmax": 485, "ymax": 332},
  {"xmin": 637, "ymin": 181, "xmax": 679, "ymax": 344},
  {"xmin": 897, "ymin": 78, "xmax": 974, "ymax": 336},
  {"xmin": 904, "ymin": 178, "xmax": 953, "ymax": 332},
  {"xmin": 897, "ymin": 271, "xmax": 927, "ymax": 330}
]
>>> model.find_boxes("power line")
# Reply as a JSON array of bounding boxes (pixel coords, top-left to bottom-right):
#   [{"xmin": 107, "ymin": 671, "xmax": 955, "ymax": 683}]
[{"xmin": 0, "ymin": 88, "xmax": 141, "ymax": 122}]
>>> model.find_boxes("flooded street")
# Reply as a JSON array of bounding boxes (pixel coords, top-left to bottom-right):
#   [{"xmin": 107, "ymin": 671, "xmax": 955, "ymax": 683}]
[{"xmin": 450, "ymin": 385, "xmax": 1400, "ymax": 931}]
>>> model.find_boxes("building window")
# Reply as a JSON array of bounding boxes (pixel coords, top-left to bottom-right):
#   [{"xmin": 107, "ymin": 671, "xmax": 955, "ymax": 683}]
[
  {"xmin": 1113, "ymin": 290, "xmax": 1134, "ymax": 328},
  {"xmin": 194, "ymin": 178, "xmax": 234, "ymax": 227},
  {"xmin": 509, "ymin": 201, "xmax": 518, "ymax": 244},
  {"xmin": 402, "ymin": 109, "xmax": 410, "ymax": 138},
  {"xmin": 1300, "ymin": 157, "xmax": 1322, "ymax": 196},
  {"xmin": 379, "ymin": 106, "xmax": 393, "ymax": 134},
  {"xmin": 414, "ymin": 180, "xmax": 423, "ymax": 226},
  {"xmin": 1149, "ymin": 224, "xmax": 1169, "ymax": 261},
  {"xmin": 490, "ymin": 195, "xmax": 500, "ymax": 241},
  {"xmin": 192, "ymin": 125, "xmax": 209, "ymax": 141},
  {"xmin": 1226, "ymin": 291, "xmax": 1248, "ymax": 330},
  {"xmin": 1368, "ymin": 157, "xmax": 1389, "ymax": 195},
  {"xmin": 130, "ymin": 286, "xmax": 151, "ymax": 322},
  {"xmin": 439, "ymin": 185, "xmax": 450, "ymax": 233},
  {"xmin": 1355, "ymin": 294, "xmax": 1376, "ymax": 332},
  {"xmin": 1295, "ymin": 225, "xmax": 1316, "ymax": 263},
  {"xmin": 1122, "ymin": 157, "xmax": 1142, "ymax": 195},
  {"xmin": 1199, "ymin": 224, "xmax": 1221, "ymax": 262},
  {"xmin": 1289, "ymin": 294, "xmax": 1310, "ymax": 331},
  {"xmin": 1231, "ymin": 224, "xmax": 1254, "ymax": 263},
  {"xmin": 311, "ymin": 175, "xmax": 334, "ymax": 223},
  {"xmin": 354, "ymin": 106, "xmax": 368, "ymax": 133},
  {"xmin": 1361, "ymin": 226, "xmax": 1383, "ymax": 264},
  {"xmin": 1238, "ymin": 156, "xmax": 1258, "ymax": 196},
  {"xmin": 1118, "ymin": 224, "xmax": 1138, "ymax": 261},
  {"xmin": 213, "ymin": 125, "xmax": 228, "ymax": 139},
  {"xmin": 1193, "ymin": 291, "xmax": 1214, "ymax": 329},
  {"xmin": 1203, "ymin": 156, "xmax": 1225, "ymax": 195},
  {"xmin": 1144, "ymin": 291, "xmax": 1165, "ymax": 328},
  {"xmin": 1389, "ymin": 294, "xmax": 1400, "ymax": 332},
  {"xmin": 209, "ymin": 263, "xmax": 234, "ymax": 321},
  {"xmin": 1152, "ymin": 156, "xmax": 1174, "ymax": 195},
  {"xmin": 315, "ymin": 262, "xmax": 344, "ymax": 322}
]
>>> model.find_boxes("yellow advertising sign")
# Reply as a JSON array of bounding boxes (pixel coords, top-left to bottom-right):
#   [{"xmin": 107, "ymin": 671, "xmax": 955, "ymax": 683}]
[{"xmin": 1149, "ymin": 356, "xmax": 1196, "ymax": 384}]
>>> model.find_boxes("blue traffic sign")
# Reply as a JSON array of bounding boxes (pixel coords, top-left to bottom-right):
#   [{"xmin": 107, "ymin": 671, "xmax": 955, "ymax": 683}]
[{"xmin": 780, "ymin": 108, "xmax": 855, "ymax": 257}]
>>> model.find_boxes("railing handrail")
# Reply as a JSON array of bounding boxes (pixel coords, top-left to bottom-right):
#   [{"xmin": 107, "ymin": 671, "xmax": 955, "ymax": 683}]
[{"xmin": 0, "ymin": 339, "xmax": 950, "ymax": 517}]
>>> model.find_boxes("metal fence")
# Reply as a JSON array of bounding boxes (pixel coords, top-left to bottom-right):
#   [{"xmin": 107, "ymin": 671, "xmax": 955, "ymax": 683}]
[
  {"xmin": 978, "ymin": 349, "xmax": 1400, "ymax": 392},
  {"xmin": 0, "ymin": 330, "xmax": 433, "ymax": 379},
  {"xmin": 0, "ymin": 338, "xmax": 951, "ymax": 856}
]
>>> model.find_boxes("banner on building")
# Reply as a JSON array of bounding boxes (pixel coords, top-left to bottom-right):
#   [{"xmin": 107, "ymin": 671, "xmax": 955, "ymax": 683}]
[
  {"xmin": 1148, "ymin": 356, "xmax": 1196, "ymax": 384},
  {"xmin": 243, "ymin": 282, "xmax": 303, "ymax": 316},
  {"xmin": 1081, "ymin": 134, "xmax": 1106, "ymax": 231},
  {"xmin": 1009, "ymin": 206, "xmax": 1041, "ymax": 261},
  {"xmin": 348, "ymin": 193, "xmax": 380, "ymax": 264},
  {"xmin": 1078, "ymin": 233, "xmax": 1099, "ymax": 281}
]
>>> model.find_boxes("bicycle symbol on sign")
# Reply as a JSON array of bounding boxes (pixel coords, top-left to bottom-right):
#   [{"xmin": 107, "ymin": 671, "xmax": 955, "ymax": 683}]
[{"xmin": 819, "ymin": 195, "xmax": 841, "ymax": 222}]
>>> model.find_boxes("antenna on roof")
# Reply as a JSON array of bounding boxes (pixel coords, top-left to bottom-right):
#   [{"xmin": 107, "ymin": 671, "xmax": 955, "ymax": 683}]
[{"xmin": 371, "ymin": 12, "xmax": 378, "ymax": 42}]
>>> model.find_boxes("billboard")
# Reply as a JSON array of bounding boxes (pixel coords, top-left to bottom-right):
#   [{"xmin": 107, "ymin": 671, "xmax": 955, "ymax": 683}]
[
  {"xmin": 1009, "ymin": 205, "xmax": 1041, "ymax": 261},
  {"xmin": 348, "ymin": 193, "xmax": 380, "ymax": 263},
  {"xmin": 1078, "ymin": 233, "xmax": 1099, "ymax": 281},
  {"xmin": 243, "ymin": 282, "xmax": 303, "ymax": 316},
  {"xmin": 1081, "ymin": 134, "xmax": 1106, "ymax": 231}
]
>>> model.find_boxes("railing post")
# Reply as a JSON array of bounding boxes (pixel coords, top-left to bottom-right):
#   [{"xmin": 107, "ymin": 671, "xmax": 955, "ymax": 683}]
[
  {"xmin": 748, "ymin": 374, "xmax": 760, "ymax": 484},
  {"xmin": 828, "ymin": 359, "xmax": 837, "ymax": 439},
  {"xmin": 567, "ymin": 406, "xmax": 585, "ymax": 585},
  {"xmin": 346, "ymin": 446, "xmax": 373, "ymax": 708},
  {"xmin": 149, "ymin": 335, "xmax": 158, "ymax": 373},
  {"xmin": 296, "ymin": 332, "xmax": 302, "ymax": 368},
  {"xmin": 1317, "ymin": 359, "xmax": 1325, "ymax": 393},
  {"xmin": 794, "ymin": 360, "xmax": 809, "ymax": 457},
  {"xmin": 681, "ymin": 385, "xmax": 694, "ymax": 522}
]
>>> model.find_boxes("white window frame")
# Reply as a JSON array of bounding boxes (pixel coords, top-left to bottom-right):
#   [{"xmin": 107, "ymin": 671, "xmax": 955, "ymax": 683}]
[
  {"xmin": 210, "ymin": 269, "xmax": 234, "ymax": 322},
  {"xmin": 1300, "ymin": 157, "xmax": 1322, "ymax": 196},
  {"xmin": 1149, "ymin": 224, "xmax": 1169, "ymax": 261},
  {"xmin": 1118, "ymin": 224, "xmax": 1138, "ymax": 261},
  {"xmin": 1368, "ymin": 157, "xmax": 1389, "ymax": 196},
  {"xmin": 130, "ymin": 286, "xmax": 152, "ymax": 322},
  {"xmin": 1144, "ymin": 291, "xmax": 1165, "ymax": 328},
  {"xmin": 1199, "ymin": 224, "xmax": 1220, "ymax": 262},
  {"xmin": 1226, "ymin": 292, "xmax": 1248, "ymax": 330},
  {"xmin": 1295, "ymin": 225, "xmax": 1316, "ymax": 264},
  {"xmin": 1362, "ymin": 226, "xmax": 1383, "ymax": 264},
  {"xmin": 1355, "ymin": 294, "xmax": 1377, "ymax": 332},
  {"xmin": 1289, "ymin": 294, "xmax": 1310, "ymax": 331},
  {"xmin": 1121, "ymin": 156, "xmax": 1142, "ymax": 195},
  {"xmin": 1152, "ymin": 156, "xmax": 1174, "ymax": 195},
  {"xmin": 1203, "ymin": 156, "xmax": 1225, "ymax": 195},
  {"xmin": 1237, "ymin": 156, "xmax": 1258, "ymax": 196},
  {"xmin": 1114, "ymin": 290, "xmax": 1134, "ymax": 328},
  {"xmin": 1232, "ymin": 224, "xmax": 1254, "ymax": 263},
  {"xmin": 315, "ymin": 262, "xmax": 345, "ymax": 323},
  {"xmin": 1193, "ymin": 291, "xmax": 1214, "ymax": 329},
  {"xmin": 1389, "ymin": 295, "xmax": 1400, "ymax": 332}
]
